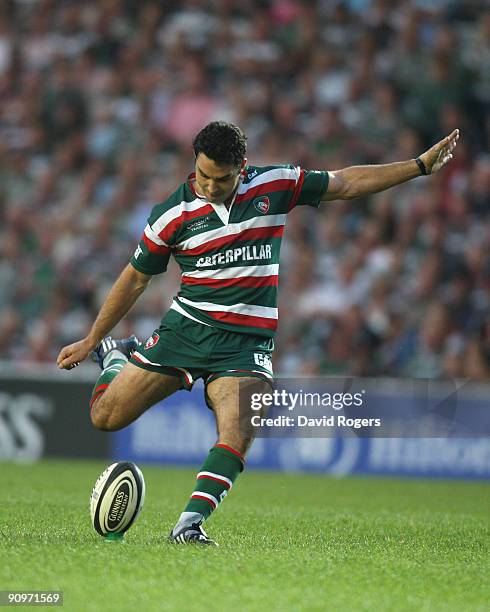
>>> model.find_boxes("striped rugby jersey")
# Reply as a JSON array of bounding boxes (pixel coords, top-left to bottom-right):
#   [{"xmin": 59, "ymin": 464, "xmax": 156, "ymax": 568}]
[{"xmin": 130, "ymin": 164, "xmax": 329, "ymax": 337}]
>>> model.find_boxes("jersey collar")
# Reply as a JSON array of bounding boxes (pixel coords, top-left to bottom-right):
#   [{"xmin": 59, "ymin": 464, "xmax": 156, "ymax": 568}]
[
  {"xmin": 186, "ymin": 171, "xmax": 245, "ymax": 206},
  {"xmin": 187, "ymin": 171, "xmax": 243, "ymax": 225}
]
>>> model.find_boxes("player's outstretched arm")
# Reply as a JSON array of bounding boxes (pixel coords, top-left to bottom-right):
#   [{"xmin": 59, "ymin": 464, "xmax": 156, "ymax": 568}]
[
  {"xmin": 56, "ymin": 264, "xmax": 152, "ymax": 370},
  {"xmin": 321, "ymin": 129, "xmax": 459, "ymax": 201}
]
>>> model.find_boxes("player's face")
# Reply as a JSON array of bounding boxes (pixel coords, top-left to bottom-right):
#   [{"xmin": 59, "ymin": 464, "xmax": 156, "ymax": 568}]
[{"xmin": 195, "ymin": 153, "xmax": 244, "ymax": 204}]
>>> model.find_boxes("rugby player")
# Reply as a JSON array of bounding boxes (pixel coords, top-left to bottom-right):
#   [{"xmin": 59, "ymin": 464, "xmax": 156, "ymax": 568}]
[{"xmin": 57, "ymin": 121, "xmax": 459, "ymax": 545}]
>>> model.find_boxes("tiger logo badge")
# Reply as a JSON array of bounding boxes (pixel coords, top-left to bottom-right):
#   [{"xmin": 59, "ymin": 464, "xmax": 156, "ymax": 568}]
[
  {"xmin": 253, "ymin": 196, "xmax": 270, "ymax": 214},
  {"xmin": 145, "ymin": 332, "xmax": 160, "ymax": 349}
]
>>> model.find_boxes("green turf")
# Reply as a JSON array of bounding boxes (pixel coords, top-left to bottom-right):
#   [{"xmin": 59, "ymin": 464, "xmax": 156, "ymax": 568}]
[{"xmin": 1, "ymin": 460, "xmax": 489, "ymax": 611}]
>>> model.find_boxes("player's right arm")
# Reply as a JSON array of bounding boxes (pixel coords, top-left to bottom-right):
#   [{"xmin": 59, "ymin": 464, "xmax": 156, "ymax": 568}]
[
  {"xmin": 56, "ymin": 264, "xmax": 152, "ymax": 370},
  {"xmin": 57, "ymin": 187, "xmax": 182, "ymax": 370}
]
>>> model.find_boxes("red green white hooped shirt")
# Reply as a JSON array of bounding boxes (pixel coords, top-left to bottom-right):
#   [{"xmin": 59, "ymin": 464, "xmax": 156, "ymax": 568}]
[{"xmin": 131, "ymin": 164, "xmax": 329, "ymax": 337}]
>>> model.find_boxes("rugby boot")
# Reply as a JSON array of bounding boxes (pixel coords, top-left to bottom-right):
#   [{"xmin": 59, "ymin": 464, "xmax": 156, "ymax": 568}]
[
  {"xmin": 91, "ymin": 335, "xmax": 139, "ymax": 370},
  {"xmin": 169, "ymin": 521, "xmax": 218, "ymax": 546}
]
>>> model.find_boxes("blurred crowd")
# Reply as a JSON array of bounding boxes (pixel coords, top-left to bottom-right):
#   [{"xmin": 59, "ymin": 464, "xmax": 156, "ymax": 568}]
[{"xmin": 0, "ymin": 0, "xmax": 488, "ymax": 379}]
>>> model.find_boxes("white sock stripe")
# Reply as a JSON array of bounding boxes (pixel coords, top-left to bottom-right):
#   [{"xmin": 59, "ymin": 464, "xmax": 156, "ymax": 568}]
[
  {"xmin": 102, "ymin": 350, "xmax": 128, "ymax": 370},
  {"xmin": 191, "ymin": 491, "xmax": 219, "ymax": 507},
  {"xmin": 103, "ymin": 365, "xmax": 124, "ymax": 375},
  {"xmin": 197, "ymin": 471, "xmax": 233, "ymax": 489}
]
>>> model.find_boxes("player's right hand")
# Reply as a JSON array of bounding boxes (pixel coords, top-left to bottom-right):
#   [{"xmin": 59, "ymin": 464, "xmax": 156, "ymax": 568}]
[{"xmin": 57, "ymin": 338, "xmax": 94, "ymax": 370}]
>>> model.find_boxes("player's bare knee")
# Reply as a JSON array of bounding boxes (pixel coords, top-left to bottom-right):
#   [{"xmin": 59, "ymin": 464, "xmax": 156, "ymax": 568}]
[
  {"xmin": 218, "ymin": 432, "xmax": 254, "ymax": 456},
  {"xmin": 91, "ymin": 411, "xmax": 124, "ymax": 432},
  {"xmin": 90, "ymin": 398, "xmax": 123, "ymax": 432},
  {"xmin": 91, "ymin": 408, "xmax": 110, "ymax": 431}
]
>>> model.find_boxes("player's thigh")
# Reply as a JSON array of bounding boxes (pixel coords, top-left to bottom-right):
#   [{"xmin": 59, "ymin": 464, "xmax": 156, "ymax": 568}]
[
  {"xmin": 206, "ymin": 376, "xmax": 271, "ymax": 454},
  {"xmin": 92, "ymin": 362, "xmax": 181, "ymax": 431}
]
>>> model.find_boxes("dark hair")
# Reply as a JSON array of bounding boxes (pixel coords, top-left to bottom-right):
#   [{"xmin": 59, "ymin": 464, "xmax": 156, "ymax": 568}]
[{"xmin": 193, "ymin": 121, "xmax": 247, "ymax": 169}]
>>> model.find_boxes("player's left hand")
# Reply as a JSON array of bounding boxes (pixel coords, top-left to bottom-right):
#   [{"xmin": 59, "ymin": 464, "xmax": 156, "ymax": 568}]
[{"xmin": 420, "ymin": 128, "xmax": 460, "ymax": 174}]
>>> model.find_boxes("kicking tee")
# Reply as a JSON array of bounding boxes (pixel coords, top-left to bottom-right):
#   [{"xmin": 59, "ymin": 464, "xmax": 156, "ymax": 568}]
[{"xmin": 130, "ymin": 165, "xmax": 329, "ymax": 337}]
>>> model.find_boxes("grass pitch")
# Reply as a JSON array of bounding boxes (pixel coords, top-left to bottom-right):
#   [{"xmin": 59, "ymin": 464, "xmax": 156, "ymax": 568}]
[{"xmin": 1, "ymin": 460, "xmax": 489, "ymax": 611}]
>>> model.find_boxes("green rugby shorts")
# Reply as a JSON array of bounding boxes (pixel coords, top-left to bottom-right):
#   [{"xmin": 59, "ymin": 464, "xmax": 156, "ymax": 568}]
[{"xmin": 129, "ymin": 309, "xmax": 274, "ymax": 394}]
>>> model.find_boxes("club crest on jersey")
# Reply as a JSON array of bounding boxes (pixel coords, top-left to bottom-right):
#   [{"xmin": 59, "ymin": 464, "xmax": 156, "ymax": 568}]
[
  {"xmin": 145, "ymin": 332, "xmax": 159, "ymax": 349},
  {"xmin": 253, "ymin": 196, "xmax": 270, "ymax": 215}
]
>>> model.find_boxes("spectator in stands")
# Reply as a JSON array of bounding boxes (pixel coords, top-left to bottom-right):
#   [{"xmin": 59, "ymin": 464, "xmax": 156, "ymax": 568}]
[{"xmin": 0, "ymin": 0, "xmax": 487, "ymax": 382}]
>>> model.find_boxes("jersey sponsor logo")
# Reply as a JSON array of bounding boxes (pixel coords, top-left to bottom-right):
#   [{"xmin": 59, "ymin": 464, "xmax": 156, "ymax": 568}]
[
  {"xmin": 254, "ymin": 353, "xmax": 273, "ymax": 371},
  {"xmin": 134, "ymin": 245, "xmax": 143, "ymax": 259},
  {"xmin": 144, "ymin": 332, "xmax": 160, "ymax": 349},
  {"xmin": 253, "ymin": 196, "xmax": 270, "ymax": 215},
  {"xmin": 196, "ymin": 244, "xmax": 272, "ymax": 268},
  {"xmin": 187, "ymin": 216, "xmax": 211, "ymax": 232}
]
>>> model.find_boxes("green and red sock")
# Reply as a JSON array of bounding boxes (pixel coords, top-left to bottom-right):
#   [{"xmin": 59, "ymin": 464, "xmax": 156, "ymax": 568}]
[
  {"xmin": 89, "ymin": 358, "xmax": 126, "ymax": 414},
  {"xmin": 184, "ymin": 443, "xmax": 244, "ymax": 520}
]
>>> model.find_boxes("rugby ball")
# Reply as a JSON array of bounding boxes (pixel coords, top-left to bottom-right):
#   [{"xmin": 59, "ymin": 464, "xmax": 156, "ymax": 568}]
[{"xmin": 90, "ymin": 461, "xmax": 145, "ymax": 537}]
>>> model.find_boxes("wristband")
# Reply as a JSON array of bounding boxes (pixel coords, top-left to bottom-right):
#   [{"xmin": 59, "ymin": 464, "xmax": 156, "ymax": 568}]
[{"xmin": 415, "ymin": 157, "xmax": 428, "ymax": 176}]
